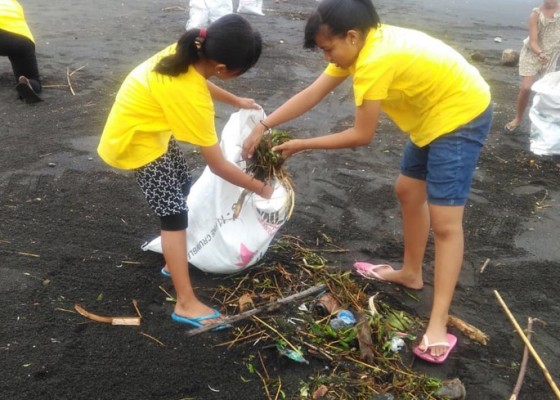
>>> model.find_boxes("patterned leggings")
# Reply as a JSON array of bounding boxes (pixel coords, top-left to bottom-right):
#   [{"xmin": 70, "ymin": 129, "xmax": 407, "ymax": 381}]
[{"xmin": 135, "ymin": 138, "xmax": 192, "ymax": 231}]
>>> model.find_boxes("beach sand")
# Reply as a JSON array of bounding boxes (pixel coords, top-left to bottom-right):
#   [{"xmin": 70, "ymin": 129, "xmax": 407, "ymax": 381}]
[{"xmin": 1, "ymin": 0, "xmax": 559, "ymax": 399}]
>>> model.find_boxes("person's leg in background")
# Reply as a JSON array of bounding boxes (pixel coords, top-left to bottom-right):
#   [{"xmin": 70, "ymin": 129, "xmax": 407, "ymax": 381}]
[{"xmin": 0, "ymin": 29, "xmax": 42, "ymax": 102}]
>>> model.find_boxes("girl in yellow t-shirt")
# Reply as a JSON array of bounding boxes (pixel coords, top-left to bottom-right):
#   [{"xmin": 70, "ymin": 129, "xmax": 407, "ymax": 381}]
[
  {"xmin": 98, "ymin": 14, "xmax": 273, "ymax": 330},
  {"xmin": 0, "ymin": 0, "xmax": 42, "ymax": 103},
  {"xmin": 243, "ymin": 0, "xmax": 493, "ymax": 363}
]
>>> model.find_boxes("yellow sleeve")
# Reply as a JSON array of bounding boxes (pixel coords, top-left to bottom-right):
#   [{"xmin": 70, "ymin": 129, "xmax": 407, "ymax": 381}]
[{"xmin": 353, "ymin": 61, "xmax": 395, "ymax": 106}]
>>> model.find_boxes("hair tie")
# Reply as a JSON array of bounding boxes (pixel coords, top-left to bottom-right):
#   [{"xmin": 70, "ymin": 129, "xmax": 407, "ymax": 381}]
[{"xmin": 195, "ymin": 28, "xmax": 207, "ymax": 50}]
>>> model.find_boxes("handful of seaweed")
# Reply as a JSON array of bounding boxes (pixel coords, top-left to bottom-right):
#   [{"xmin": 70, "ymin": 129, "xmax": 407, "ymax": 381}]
[
  {"xmin": 233, "ymin": 130, "xmax": 295, "ymax": 220},
  {"xmin": 247, "ymin": 130, "xmax": 293, "ymax": 181}
]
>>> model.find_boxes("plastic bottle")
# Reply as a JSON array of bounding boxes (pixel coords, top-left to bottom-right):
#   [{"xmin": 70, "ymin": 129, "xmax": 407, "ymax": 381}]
[{"xmin": 329, "ymin": 309, "xmax": 356, "ymax": 330}]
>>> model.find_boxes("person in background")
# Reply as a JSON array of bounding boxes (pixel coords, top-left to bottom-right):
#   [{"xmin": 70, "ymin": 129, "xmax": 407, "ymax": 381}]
[
  {"xmin": 504, "ymin": 0, "xmax": 560, "ymax": 133},
  {"xmin": 243, "ymin": 0, "xmax": 492, "ymax": 363},
  {"xmin": 0, "ymin": 0, "xmax": 42, "ymax": 103},
  {"xmin": 98, "ymin": 14, "xmax": 273, "ymax": 330}
]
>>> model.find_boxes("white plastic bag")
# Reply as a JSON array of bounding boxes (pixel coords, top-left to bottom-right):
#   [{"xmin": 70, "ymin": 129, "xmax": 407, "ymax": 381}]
[
  {"xmin": 237, "ymin": 0, "xmax": 264, "ymax": 16},
  {"xmin": 529, "ymin": 71, "xmax": 560, "ymax": 156},
  {"xmin": 186, "ymin": 0, "xmax": 233, "ymax": 30},
  {"xmin": 142, "ymin": 109, "xmax": 293, "ymax": 274}
]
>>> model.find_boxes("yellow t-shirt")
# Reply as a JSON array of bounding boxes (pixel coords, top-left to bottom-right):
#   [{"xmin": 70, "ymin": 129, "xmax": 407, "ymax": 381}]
[
  {"xmin": 98, "ymin": 44, "xmax": 218, "ymax": 170},
  {"xmin": 325, "ymin": 25, "xmax": 491, "ymax": 147},
  {"xmin": 0, "ymin": 0, "xmax": 34, "ymax": 42}
]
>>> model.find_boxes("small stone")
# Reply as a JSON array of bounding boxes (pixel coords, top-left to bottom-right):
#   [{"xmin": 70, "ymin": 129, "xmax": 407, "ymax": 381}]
[
  {"xmin": 48, "ymin": 162, "xmax": 56, "ymax": 167},
  {"xmin": 470, "ymin": 52, "xmax": 485, "ymax": 62},
  {"xmin": 435, "ymin": 378, "xmax": 466, "ymax": 399}
]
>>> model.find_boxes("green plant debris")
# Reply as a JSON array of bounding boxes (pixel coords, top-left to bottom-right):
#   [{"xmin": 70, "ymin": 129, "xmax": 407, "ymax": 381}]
[{"xmin": 211, "ymin": 235, "xmax": 445, "ymax": 399}]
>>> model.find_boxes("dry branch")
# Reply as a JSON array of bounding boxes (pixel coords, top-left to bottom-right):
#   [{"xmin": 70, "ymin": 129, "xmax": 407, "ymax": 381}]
[
  {"xmin": 185, "ymin": 284, "xmax": 326, "ymax": 336},
  {"xmin": 510, "ymin": 317, "xmax": 535, "ymax": 400},
  {"xmin": 66, "ymin": 65, "xmax": 86, "ymax": 95},
  {"xmin": 74, "ymin": 304, "xmax": 141, "ymax": 326},
  {"xmin": 480, "ymin": 258, "xmax": 491, "ymax": 273},
  {"xmin": 494, "ymin": 290, "xmax": 560, "ymax": 399}
]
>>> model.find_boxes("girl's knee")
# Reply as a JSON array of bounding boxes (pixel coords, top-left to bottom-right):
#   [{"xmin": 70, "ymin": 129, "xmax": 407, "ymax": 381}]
[{"xmin": 395, "ymin": 176, "xmax": 426, "ymax": 205}]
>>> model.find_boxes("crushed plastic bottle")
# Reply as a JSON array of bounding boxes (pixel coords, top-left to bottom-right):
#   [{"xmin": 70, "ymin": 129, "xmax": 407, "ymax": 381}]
[
  {"xmin": 276, "ymin": 344, "xmax": 309, "ymax": 364},
  {"xmin": 329, "ymin": 309, "xmax": 356, "ymax": 330},
  {"xmin": 389, "ymin": 336, "xmax": 405, "ymax": 352}
]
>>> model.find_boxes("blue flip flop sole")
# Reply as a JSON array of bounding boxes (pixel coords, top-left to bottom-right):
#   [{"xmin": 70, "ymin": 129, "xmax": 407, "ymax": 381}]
[{"xmin": 171, "ymin": 309, "xmax": 231, "ymax": 331}]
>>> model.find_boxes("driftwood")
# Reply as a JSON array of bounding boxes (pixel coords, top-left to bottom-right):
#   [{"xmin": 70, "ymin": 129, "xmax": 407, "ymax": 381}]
[
  {"xmin": 447, "ymin": 315, "xmax": 489, "ymax": 345},
  {"xmin": 74, "ymin": 303, "xmax": 141, "ymax": 326},
  {"xmin": 494, "ymin": 290, "xmax": 560, "ymax": 399},
  {"xmin": 185, "ymin": 284, "xmax": 327, "ymax": 337}
]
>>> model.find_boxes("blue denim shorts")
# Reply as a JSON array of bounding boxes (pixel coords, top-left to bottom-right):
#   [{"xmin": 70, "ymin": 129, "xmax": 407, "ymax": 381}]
[{"xmin": 400, "ymin": 103, "xmax": 494, "ymax": 206}]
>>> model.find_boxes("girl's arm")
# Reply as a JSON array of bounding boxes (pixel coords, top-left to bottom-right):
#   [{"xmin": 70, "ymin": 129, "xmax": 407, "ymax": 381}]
[
  {"xmin": 242, "ymin": 73, "xmax": 347, "ymax": 159},
  {"xmin": 199, "ymin": 143, "xmax": 273, "ymax": 199},
  {"xmin": 206, "ymin": 80, "xmax": 260, "ymax": 109},
  {"xmin": 272, "ymin": 99, "xmax": 382, "ymax": 158}
]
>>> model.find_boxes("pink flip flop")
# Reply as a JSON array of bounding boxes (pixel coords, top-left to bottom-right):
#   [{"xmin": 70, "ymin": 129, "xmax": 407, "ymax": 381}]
[
  {"xmin": 353, "ymin": 262, "xmax": 394, "ymax": 281},
  {"xmin": 413, "ymin": 333, "xmax": 457, "ymax": 364}
]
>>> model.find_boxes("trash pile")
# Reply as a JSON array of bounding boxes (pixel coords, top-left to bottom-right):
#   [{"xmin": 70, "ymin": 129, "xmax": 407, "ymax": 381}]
[{"xmin": 206, "ymin": 235, "xmax": 467, "ymax": 399}]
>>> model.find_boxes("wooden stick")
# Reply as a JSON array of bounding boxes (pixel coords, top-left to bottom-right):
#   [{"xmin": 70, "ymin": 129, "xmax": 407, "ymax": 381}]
[
  {"xmin": 480, "ymin": 258, "xmax": 491, "ymax": 273},
  {"xmin": 74, "ymin": 304, "xmax": 141, "ymax": 326},
  {"xmin": 510, "ymin": 317, "xmax": 534, "ymax": 400},
  {"xmin": 185, "ymin": 284, "xmax": 326, "ymax": 337},
  {"xmin": 66, "ymin": 67, "xmax": 75, "ymax": 95},
  {"xmin": 66, "ymin": 65, "xmax": 86, "ymax": 95},
  {"xmin": 494, "ymin": 290, "xmax": 560, "ymax": 399}
]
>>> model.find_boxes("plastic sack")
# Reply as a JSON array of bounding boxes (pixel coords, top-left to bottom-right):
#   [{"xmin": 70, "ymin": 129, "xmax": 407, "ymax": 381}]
[
  {"xmin": 529, "ymin": 71, "xmax": 560, "ymax": 156},
  {"xmin": 237, "ymin": 0, "xmax": 264, "ymax": 16},
  {"xmin": 186, "ymin": 0, "xmax": 233, "ymax": 30},
  {"xmin": 142, "ymin": 109, "xmax": 293, "ymax": 274}
]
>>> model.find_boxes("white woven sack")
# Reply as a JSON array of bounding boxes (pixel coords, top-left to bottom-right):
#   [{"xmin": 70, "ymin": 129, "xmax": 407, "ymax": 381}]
[
  {"xmin": 529, "ymin": 71, "xmax": 560, "ymax": 156},
  {"xmin": 237, "ymin": 0, "xmax": 264, "ymax": 16},
  {"xmin": 186, "ymin": 0, "xmax": 233, "ymax": 30},
  {"xmin": 142, "ymin": 109, "xmax": 292, "ymax": 273}
]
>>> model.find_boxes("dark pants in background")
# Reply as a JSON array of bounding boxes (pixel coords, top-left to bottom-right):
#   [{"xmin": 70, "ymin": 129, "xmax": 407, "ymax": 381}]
[{"xmin": 0, "ymin": 28, "xmax": 41, "ymax": 93}]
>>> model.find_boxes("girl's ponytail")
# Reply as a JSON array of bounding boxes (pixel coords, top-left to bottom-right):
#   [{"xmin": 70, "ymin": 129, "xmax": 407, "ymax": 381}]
[
  {"xmin": 154, "ymin": 14, "xmax": 261, "ymax": 78},
  {"xmin": 154, "ymin": 28, "xmax": 206, "ymax": 76}
]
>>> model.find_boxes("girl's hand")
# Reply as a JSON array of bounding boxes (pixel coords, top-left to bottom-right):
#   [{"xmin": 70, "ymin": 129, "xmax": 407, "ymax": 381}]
[
  {"xmin": 237, "ymin": 97, "xmax": 262, "ymax": 110},
  {"xmin": 259, "ymin": 182, "xmax": 274, "ymax": 199},
  {"xmin": 242, "ymin": 123, "xmax": 266, "ymax": 160},
  {"xmin": 538, "ymin": 51, "xmax": 548, "ymax": 64},
  {"xmin": 272, "ymin": 139, "xmax": 304, "ymax": 158}
]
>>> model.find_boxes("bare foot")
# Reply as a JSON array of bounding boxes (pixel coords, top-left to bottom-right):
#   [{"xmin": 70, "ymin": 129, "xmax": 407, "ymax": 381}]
[
  {"xmin": 356, "ymin": 262, "xmax": 423, "ymax": 289},
  {"xmin": 378, "ymin": 266, "xmax": 423, "ymax": 289},
  {"xmin": 418, "ymin": 326, "xmax": 450, "ymax": 357},
  {"xmin": 504, "ymin": 119, "xmax": 521, "ymax": 133}
]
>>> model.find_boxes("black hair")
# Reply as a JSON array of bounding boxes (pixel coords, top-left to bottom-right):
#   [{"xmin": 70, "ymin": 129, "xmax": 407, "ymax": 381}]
[
  {"xmin": 304, "ymin": 0, "xmax": 380, "ymax": 49},
  {"xmin": 154, "ymin": 14, "xmax": 262, "ymax": 76}
]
